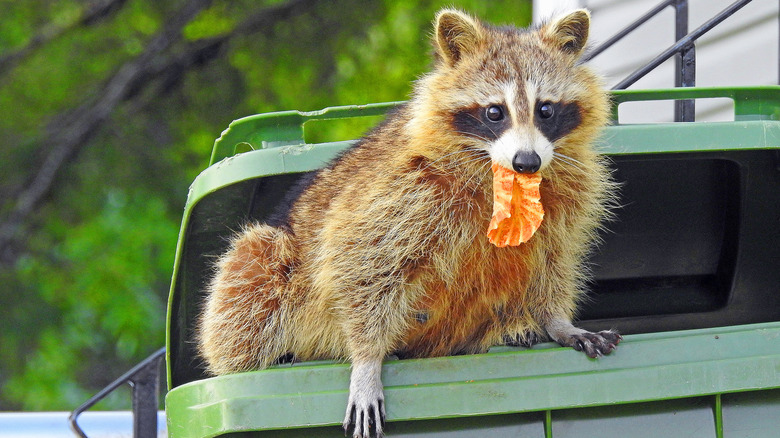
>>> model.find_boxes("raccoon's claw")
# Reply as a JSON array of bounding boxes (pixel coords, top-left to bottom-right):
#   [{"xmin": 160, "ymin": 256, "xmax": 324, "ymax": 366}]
[
  {"xmin": 570, "ymin": 330, "xmax": 622, "ymax": 358},
  {"xmin": 343, "ymin": 399, "xmax": 385, "ymax": 438},
  {"xmin": 503, "ymin": 331, "xmax": 542, "ymax": 348}
]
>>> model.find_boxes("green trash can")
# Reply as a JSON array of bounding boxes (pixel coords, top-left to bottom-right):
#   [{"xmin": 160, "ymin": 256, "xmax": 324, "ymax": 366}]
[{"xmin": 166, "ymin": 87, "xmax": 780, "ymax": 438}]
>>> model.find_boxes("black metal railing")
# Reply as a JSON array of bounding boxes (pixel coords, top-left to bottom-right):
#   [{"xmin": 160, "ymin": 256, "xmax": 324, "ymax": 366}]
[
  {"xmin": 585, "ymin": 0, "xmax": 754, "ymax": 121},
  {"xmin": 69, "ymin": 347, "xmax": 165, "ymax": 438}
]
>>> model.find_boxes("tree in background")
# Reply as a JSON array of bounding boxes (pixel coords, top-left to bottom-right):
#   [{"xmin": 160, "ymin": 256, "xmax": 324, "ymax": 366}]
[{"xmin": 0, "ymin": 0, "xmax": 531, "ymax": 410}]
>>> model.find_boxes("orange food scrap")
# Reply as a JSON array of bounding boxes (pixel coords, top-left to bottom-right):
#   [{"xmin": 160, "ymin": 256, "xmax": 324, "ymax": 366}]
[{"xmin": 487, "ymin": 163, "xmax": 544, "ymax": 247}]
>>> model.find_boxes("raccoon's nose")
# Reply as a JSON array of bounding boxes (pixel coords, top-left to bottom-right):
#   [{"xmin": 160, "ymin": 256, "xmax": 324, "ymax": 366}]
[{"xmin": 512, "ymin": 151, "xmax": 541, "ymax": 174}]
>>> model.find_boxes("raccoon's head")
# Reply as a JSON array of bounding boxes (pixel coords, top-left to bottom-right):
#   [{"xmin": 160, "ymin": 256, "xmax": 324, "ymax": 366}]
[{"xmin": 411, "ymin": 8, "xmax": 608, "ymax": 175}]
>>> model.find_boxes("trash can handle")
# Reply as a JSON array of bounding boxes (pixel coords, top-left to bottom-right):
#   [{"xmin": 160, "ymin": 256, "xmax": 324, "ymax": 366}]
[
  {"xmin": 209, "ymin": 102, "xmax": 401, "ymax": 165},
  {"xmin": 611, "ymin": 86, "xmax": 780, "ymax": 123}
]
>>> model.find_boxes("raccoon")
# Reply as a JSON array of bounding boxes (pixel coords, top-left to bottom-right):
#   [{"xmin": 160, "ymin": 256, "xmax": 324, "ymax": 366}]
[{"xmin": 198, "ymin": 8, "xmax": 620, "ymax": 438}]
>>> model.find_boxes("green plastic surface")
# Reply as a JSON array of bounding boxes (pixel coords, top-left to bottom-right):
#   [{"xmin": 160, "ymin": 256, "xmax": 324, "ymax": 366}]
[
  {"xmin": 167, "ymin": 323, "xmax": 780, "ymax": 438},
  {"xmin": 166, "ymin": 86, "xmax": 780, "ymax": 437}
]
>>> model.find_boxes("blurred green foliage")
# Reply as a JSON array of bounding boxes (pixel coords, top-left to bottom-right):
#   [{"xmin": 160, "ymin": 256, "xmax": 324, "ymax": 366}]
[{"xmin": 0, "ymin": 0, "xmax": 530, "ymax": 410}]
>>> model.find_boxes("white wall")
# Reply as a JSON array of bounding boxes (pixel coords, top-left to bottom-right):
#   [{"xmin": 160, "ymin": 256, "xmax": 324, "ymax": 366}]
[{"xmin": 533, "ymin": 0, "xmax": 779, "ymax": 122}]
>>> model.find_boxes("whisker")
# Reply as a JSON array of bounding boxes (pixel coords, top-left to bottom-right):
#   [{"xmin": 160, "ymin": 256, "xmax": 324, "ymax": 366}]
[
  {"xmin": 438, "ymin": 155, "xmax": 489, "ymax": 173},
  {"xmin": 472, "ymin": 161, "xmax": 494, "ymax": 198},
  {"xmin": 452, "ymin": 158, "xmax": 489, "ymax": 171},
  {"xmin": 454, "ymin": 130, "xmax": 491, "ymax": 143},
  {"xmin": 428, "ymin": 146, "xmax": 489, "ymax": 169},
  {"xmin": 462, "ymin": 158, "xmax": 492, "ymax": 198},
  {"xmin": 464, "ymin": 112, "xmax": 500, "ymax": 140},
  {"xmin": 553, "ymin": 152, "xmax": 585, "ymax": 169},
  {"xmin": 551, "ymin": 155, "xmax": 575, "ymax": 170},
  {"xmin": 549, "ymin": 161, "xmax": 577, "ymax": 180},
  {"xmin": 426, "ymin": 149, "xmax": 480, "ymax": 168},
  {"xmin": 552, "ymin": 157, "xmax": 589, "ymax": 182}
]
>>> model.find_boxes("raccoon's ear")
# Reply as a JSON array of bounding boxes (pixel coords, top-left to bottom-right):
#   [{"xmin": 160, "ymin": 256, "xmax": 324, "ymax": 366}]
[
  {"xmin": 541, "ymin": 9, "xmax": 591, "ymax": 58},
  {"xmin": 434, "ymin": 9, "xmax": 484, "ymax": 67}
]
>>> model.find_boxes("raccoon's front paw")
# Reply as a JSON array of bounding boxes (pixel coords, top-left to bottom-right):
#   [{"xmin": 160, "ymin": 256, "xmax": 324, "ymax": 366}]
[
  {"xmin": 546, "ymin": 318, "xmax": 621, "ymax": 358},
  {"xmin": 567, "ymin": 330, "xmax": 621, "ymax": 358},
  {"xmin": 343, "ymin": 360, "xmax": 386, "ymax": 438}
]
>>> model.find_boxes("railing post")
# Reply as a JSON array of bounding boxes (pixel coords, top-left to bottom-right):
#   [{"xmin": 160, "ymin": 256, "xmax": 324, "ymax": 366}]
[
  {"xmin": 674, "ymin": 0, "xmax": 696, "ymax": 121},
  {"xmin": 130, "ymin": 352, "xmax": 164, "ymax": 438}
]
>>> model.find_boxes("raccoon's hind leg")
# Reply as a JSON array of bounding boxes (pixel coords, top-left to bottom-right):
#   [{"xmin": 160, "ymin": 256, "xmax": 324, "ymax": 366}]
[
  {"xmin": 198, "ymin": 223, "xmax": 297, "ymax": 375},
  {"xmin": 545, "ymin": 317, "xmax": 621, "ymax": 358}
]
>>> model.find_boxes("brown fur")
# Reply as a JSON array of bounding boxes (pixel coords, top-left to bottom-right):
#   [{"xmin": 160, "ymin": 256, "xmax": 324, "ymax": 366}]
[{"xmin": 198, "ymin": 9, "xmax": 617, "ymax": 437}]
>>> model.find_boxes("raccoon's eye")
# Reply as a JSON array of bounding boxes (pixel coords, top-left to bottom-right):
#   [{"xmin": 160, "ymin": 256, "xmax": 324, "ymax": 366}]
[
  {"xmin": 538, "ymin": 102, "xmax": 555, "ymax": 119},
  {"xmin": 485, "ymin": 105, "xmax": 504, "ymax": 122}
]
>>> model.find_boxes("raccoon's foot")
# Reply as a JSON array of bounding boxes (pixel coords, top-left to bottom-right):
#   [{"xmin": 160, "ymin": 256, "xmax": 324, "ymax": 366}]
[
  {"xmin": 566, "ymin": 330, "xmax": 621, "ymax": 358},
  {"xmin": 545, "ymin": 318, "xmax": 621, "ymax": 358},
  {"xmin": 343, "ymin": 359, "xmax": 386, "ymax": 438},
  {"xmin": 503, "ymin": 331, "xmax": 542, "ymax": 348}
]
